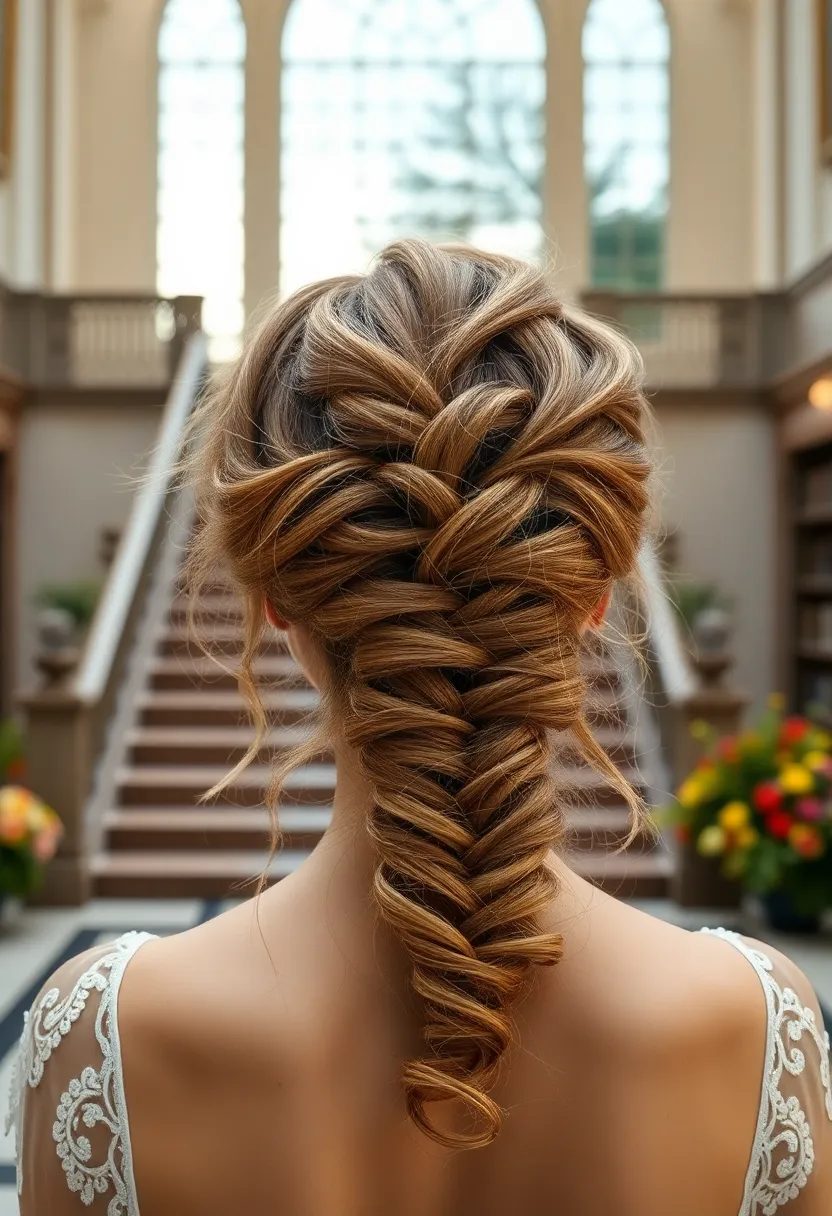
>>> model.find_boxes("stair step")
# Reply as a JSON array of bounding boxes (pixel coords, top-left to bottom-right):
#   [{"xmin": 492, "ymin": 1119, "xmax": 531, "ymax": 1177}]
[
  {"xmin": 159, "ymin": 623, "xmax": 287, "ymax": 657},
  {"xmin": 136, "ymin": 687, "xmax": 620, "ymax": 728},
  {"xmin": 556, "ymin": 764, "xmax": 645, "ymax": 805},
  {"xmin": 116, "ymin": 762, "xmax": 337, "ymax": 807},
  {"xmin": 103, "ymin": 805, "xmax": 332, "ymax": 851},
  {"xmin": 127, "ymin": 725, "xmax": 324, "ymax": 765},
  {"xmin": 102, "ymin": 803, "xmax": 654, "ymax": 854},
  {"xmin": 156, "ymin": 629, "xmax": 619, "ymax": 684},
  {"xmin": 115, "ymin": 760, "xmax": 641, "ymax": 809},
  {"xmin": 571, "ymin": 850, "xmax": 673, "ymax": 900},
  {"xmin": 137, "ymin": 689, "xmax": 319, "ymax": 726},
  {"xmin": 566, "ymin": 806, "xmax": 656, "ymax": 851},
  {"xmin": 149, "ymin": 655, "xmax": 299, "ymax": 691},
  {"xmin": 91, "ymin": 846, "xmax": 671, "ymax": 900},
  {"xmin": 555, "ymin": 727, "xmax": 638, "ymax": 765},
  {"xmin": 126, "ymin": 724, "xmax": 638, "ymax": 769},
  {"xmin": 91, "ymin": 849, "xmax": 307, "ymax": 898},
  {"xmin": 170, "ymin": 593, "xmax": 243, "ymax": 623}
]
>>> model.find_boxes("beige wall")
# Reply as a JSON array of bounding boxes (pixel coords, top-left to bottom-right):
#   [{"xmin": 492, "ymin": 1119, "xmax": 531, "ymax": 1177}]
[
  {"xmin": 653, "ymin": 399, "xmax": 777, "ymax": 713},
  {"xmin": 664, "ymin": 0, "xmax": 755, "ymax": 291},
  {"xmin": 62, "ymin": 0, "xmax": 760, "ymax": 310},
  {"xmin": 15, "ymin": 400, "xmax": 162, "ymax": 691},
  {"xmin": 71, "ymin": 0, "xmax": 159, "ymax": 290}
]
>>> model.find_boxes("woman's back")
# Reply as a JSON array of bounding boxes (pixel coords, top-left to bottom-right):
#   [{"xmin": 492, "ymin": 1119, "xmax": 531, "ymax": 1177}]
[
  {"xmin": 10, "ymin": 855, "xmax": 832, "ymax": 1215},
  {"xmin": 7, "ymin": 238, "xmax": 832, "ymax": 1213}
]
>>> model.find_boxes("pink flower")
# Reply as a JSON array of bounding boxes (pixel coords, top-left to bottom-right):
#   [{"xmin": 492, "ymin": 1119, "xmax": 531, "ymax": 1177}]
[
  {"xmin": 796, "ymin": 797, "xmax": 824, "ymax": 821},
  {"xmin": 32, "ymin": 828, "xmax": 59, "ymax": 863}
]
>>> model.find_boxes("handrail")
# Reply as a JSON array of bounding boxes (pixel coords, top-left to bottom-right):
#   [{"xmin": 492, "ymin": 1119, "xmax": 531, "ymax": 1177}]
[
  {"xmin": 20, "ymin": 332, "xmax": 209, "ymax": 904},
  {"xmin": 74, "ymin": 331, "xmax": 208, "ymax": 703},
  {"xmin": 637, "ymin": 544, "xmax": 698, "ymax": 704}
]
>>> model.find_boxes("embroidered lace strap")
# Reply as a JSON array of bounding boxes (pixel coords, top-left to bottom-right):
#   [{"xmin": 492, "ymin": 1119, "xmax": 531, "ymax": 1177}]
[
  {"xmin": 702, "ymin": 928, "xmax": 832, "ymax": 1216},
  {"xmin": 4, "ymin": 930, "xmax": 157, "ymax": 1214}
]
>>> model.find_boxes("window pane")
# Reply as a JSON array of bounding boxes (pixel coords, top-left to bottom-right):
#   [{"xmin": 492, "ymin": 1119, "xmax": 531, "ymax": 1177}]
[
  {"xmin": 280, "ymin": 0, "xmax": 546, "ymax": 296},
  {"xmin": 583, "ymin": 0, "xmax": 669, "ymax": 291},
  {"xmin": 157, "ymin": 0, "xmax": 246, "ymax": 361}
]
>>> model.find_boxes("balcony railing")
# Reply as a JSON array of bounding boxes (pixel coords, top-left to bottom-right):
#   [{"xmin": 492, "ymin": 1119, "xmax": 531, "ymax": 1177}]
[
  {"xmin": 0, "ymin": 289, "xmax": 202, "ymax": 390},
  {"xmin": 582, "ymin": 291, "xmax": 790, "ymax": 392}
]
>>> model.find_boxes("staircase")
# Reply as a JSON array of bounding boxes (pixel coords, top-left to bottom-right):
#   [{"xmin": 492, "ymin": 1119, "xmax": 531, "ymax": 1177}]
[{"xmin": 91, "ymin": 576, "xmax": 672, "ymax": 900}]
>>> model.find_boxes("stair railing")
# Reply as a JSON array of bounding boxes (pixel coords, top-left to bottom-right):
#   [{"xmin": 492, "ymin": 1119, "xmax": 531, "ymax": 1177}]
[
  {"xmin": 19, "ymin": 332, "xmax": 209, "ymax": 904},
  {"xmin": 637, "ymin": 543, "xmax": 748, "ymax": 905}
]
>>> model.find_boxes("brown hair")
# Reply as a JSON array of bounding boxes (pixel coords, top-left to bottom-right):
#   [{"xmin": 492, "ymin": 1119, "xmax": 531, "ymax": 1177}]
[{"xmin": 188, "ymin": 239, "xmax": 652, "ymax": 1150}]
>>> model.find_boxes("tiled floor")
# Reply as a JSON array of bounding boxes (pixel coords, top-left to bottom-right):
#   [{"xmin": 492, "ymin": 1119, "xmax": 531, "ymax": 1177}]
[{"xmin": 1, "ymin": 896, "xmax": 831, "ymax": 1214}]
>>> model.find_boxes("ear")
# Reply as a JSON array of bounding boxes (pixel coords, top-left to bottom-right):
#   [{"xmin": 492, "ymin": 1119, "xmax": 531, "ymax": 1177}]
[
  {"xmin": 264, "ymin": 600, "xmax": 289, "ymax": 631},
  {"xmin": 587, "ymin": 588, "xmax": 611, "ymax": 631}
]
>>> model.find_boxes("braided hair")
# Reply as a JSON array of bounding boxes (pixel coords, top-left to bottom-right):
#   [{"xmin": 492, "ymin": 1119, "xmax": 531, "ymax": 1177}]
[{"xmin": 189, "ymin": 239, "xmax": 652, "ymax": 1150}]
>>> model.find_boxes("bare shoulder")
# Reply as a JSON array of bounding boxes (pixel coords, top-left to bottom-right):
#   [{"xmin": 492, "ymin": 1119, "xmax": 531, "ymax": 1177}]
[
  {"xmin": 117, "ymin": 905, "xmax": 270, "ymax": 1048},
  {"xmin": 557, "ymin": 895, "xmax": 770, "ymax": 1057}
]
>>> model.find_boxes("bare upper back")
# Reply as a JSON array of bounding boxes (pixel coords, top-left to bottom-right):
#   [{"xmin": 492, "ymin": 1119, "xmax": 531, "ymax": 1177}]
[
  {"xmin": 108, "ymin": 873, "xmax": 821, "ymax": 1216},
  {"xmin": 11, "ymin": 863, "xmax": 832, "ymax": 1216}
]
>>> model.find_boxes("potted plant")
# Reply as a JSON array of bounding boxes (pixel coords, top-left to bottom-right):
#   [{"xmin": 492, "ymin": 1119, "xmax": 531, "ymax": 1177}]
[
  {"xmin": 34, "ymin": 579, "xmax": 101, "ymax": 632},
  {"xmin": 0, "ymin": 719, "xmax": 63, "ymax": 918},
  {"xmin": 666, "ymin": 696, "xmax": 832, "ymax": 933},
  {"xmin": 668, "ymin": 578, "xmax": 734, "ymax": 656}
]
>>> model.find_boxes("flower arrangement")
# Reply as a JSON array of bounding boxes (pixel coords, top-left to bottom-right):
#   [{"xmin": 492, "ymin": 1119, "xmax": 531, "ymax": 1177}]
[
  {"xmin": 668, "ymin": 695, "xmax": 832, "ymax": 918},
  {"xmin": 0, "ymin": 785, "xmax": 63, "ymax": 898}
]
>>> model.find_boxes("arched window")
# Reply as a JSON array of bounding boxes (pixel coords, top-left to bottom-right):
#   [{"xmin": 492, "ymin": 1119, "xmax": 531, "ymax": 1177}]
[
  {"xmin": 583, "ymin": 0, "xmax": 669, "ymax": 290},
  {"xmin": 158, "ymin": 0, "xmax": 246, "ymax": 359},
  {"xmin": 280, "ymin": 0, "xmax": 545, "ymax": 295}
]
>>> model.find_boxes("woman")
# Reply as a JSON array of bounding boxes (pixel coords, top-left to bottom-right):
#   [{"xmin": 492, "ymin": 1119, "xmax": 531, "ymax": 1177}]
[{"xmin": 7, "ymin": 240, "xmax": 832, "ymax": 1215}]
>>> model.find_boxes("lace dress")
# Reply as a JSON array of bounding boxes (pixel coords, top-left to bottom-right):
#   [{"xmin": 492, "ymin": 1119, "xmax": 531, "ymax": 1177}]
[{"xmin": 5, "ymin": 928, "xmax": 832, "ymax": 1215}]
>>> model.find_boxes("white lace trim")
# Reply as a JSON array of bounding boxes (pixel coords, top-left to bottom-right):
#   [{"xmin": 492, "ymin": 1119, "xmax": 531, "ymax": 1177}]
[
  {"xmin": 703, "ymin": 928, "xmax": 832, "ymax": 1216},
  {"xmin": 5, "ymin": 931, "xmax": 155, "ymax": 1212}
]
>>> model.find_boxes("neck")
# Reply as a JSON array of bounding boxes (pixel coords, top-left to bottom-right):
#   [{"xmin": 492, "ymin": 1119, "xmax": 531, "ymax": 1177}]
[
  {"xmin": 295, "ymin": 735, "xmax": 600, "ymax": 935},
  {"xmin": 304, "ymin": 735, "xmax": 380, "ymax": 889}
]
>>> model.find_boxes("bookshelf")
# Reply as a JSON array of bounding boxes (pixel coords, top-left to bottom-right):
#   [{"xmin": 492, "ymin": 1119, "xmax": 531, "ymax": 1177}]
[{"xmin": 793, "ymin": 441, "xmax": 832, "ymax": 721}]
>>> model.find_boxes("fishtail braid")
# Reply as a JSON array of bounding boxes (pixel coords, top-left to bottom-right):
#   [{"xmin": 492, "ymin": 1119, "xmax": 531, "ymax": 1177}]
[{"xmin": 189, "ymin": 238, "xmax": 652, "ymax": 1149}]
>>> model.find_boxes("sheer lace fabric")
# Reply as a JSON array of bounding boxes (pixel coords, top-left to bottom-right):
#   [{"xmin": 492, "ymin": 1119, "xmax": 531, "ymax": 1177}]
[
  {"xmin": 703, "ymin": 929, "xmax": 832, "ymax": 1216},
  {"xmin": 5, "ymin": 928, "xmax": 831, "ymax": 1215},
  {"xmin": 5, "ymin": 932, "xmax": 156, "ymax": 1215}
]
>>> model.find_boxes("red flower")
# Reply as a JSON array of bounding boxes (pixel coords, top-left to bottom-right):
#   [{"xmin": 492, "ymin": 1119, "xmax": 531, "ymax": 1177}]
[
  {"xmin": 753, "ymin": 782, "xmax": 782, "ymax": 815},
  {"xmin": 767, "ymin": 810, "xmax": 793, "ymax": 840},
  {"xmin": 675, "ymin": 824, "xmax": 691, "ymax": 844},
  {"xmin": 717, "ymin": 736, "xmax": 739, "ymax": 764},
  {"xmin": 779, "ymin": 717, "xmax": 810, "ymax": 747},
  {"xmin": 5, "ymin": 758, "xmax": 26, "ymax": 780}
]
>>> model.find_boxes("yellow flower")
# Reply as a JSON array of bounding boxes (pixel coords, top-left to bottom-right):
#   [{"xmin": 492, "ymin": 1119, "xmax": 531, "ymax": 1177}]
[
  {"xmin": 804, "ymin": 751, "xmax": 829, "ymax": 772},
  {"xmin": 779, "ymin": 764, "xmax": 815, "ymax": 796},
  {"xmin": 690, "ymin": 719, "xmax": 711, "ymax": 741},
  {"xmin": 767, "ymin": 692, "xmax": 786, "ymax": 712},
  {"xmin": 734, "ymin": 825, "xmax": 759, "ymax": 850},
  {"xmin": 677, "ymin": 777, "xmax": 704, "ymax": 808},
  {"xmin": 697, "ymin": 824, "xmax": 727, "ymax": 856},
  {"xmin": 718, "ymin": 801, "xmax": 750, "ymax": 832}
]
